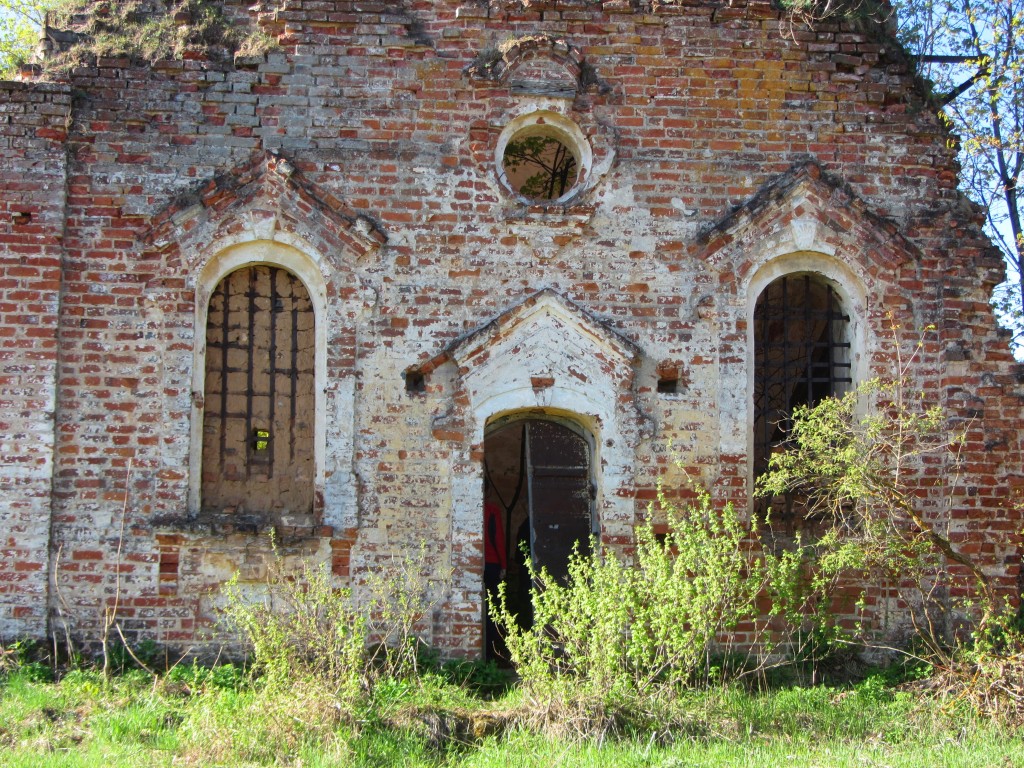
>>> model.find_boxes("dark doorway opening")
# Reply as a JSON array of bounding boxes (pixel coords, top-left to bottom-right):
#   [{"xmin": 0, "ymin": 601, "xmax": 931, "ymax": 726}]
[
  {"xmin": 753, "ymin": 273, "xmax": 852, "ymax": 527},
  {"xmin": 482, "ymin": 417, "xmax": 595, "ymax": 659}
]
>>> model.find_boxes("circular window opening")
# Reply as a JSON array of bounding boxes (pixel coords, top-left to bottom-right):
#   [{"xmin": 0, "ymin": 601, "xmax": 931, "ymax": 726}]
[
  {"xmin": 501, "ymin": 126, "xmax": 583, "ymax": 202},
  {"xmin": 495, "ymin": 112, "xmax": 592, "ymax": 204}
]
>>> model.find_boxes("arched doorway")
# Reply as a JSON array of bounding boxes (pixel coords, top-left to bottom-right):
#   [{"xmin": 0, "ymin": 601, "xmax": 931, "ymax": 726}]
[{"xmin": 482, "ymin": 415, "xmax": 596, "ymax": 655}]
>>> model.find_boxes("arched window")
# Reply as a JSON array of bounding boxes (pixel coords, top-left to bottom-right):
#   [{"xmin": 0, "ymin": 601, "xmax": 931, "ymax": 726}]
[
  {"xmin": 201, "ymin": 264, "xmax": 315, "ymax": 518},
  {"xmin": 753, "ymin": 273, "xmax": 852, "ymax": 481}
]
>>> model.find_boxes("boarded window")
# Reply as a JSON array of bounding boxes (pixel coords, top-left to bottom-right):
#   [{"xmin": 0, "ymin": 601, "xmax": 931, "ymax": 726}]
[
  {"xmin": 753, "ymin": 274, "xmax": 852, "ymax": 482},
  {"xmin": 201, "ymin": 265, "xmax": 315, "ymax": 517}
]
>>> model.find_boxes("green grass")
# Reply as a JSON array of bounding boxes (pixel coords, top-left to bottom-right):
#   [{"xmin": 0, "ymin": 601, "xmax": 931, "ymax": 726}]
[
  {"xmin": 0, "ymin": 665, "xmax": 1020, "ymax": 768},
  {"xmin": 458, "ymin": 732, "xmax": 1023, "ymax": 768}
]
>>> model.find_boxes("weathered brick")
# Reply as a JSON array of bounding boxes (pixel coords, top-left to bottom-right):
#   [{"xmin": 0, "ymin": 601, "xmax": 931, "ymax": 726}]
[{"xmin": 0, "ymin": 0, "xmax": 1019, "ymax": 658}]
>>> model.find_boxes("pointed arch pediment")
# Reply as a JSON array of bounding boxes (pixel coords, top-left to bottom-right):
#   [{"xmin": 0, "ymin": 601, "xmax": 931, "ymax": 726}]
[
  {"xmin": 142, "ymin": 150, "xmax": 386, "ymax": 271},
  {"xmin": 436, "ymin": 289, "xmax": 640, "ymax": 373},
  {"xmin": 438, "ymin": 290, "xmax": 650, "ymax": 575},
  {"xmin": 417, "ymin": 289, "xmax": 642, "ymax": 424},
  {"xmin": 699, "ymin": 161, "xmax": 922, "ymax": 282}
]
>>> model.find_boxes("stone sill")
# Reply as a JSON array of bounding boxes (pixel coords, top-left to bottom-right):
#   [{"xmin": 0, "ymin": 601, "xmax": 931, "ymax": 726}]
[{"xmin": 152, "ymin": 512, "xmax": 332, "ymax": 542}]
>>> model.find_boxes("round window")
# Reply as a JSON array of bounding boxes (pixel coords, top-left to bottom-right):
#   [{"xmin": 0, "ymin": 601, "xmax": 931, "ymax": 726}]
[
  {"xmin": 502, "ymin": 131, "xmax": 579, "ymax": 201},
  {"xmin": 496, "ymin": 112, "xmax": 591, "ymax": 204}
]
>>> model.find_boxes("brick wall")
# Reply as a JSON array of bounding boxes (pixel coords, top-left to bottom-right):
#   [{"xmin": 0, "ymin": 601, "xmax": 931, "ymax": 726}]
[
  {"xmin": 0, "ymin": 0, "xmax": 1020, "ymax": 655},
  {"xmin": 0, "ymin": 81, "xmax": 68, "ymax": 638}
]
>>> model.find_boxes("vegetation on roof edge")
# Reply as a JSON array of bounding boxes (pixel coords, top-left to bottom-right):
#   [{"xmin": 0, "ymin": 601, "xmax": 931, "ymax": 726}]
[
  {"xmin": 11, "ymin": 0, "xmax": 895, "ymax": 79},
  {"xmin": 34, "ymin": 0, "xmax": 277, "ymax": 75}
]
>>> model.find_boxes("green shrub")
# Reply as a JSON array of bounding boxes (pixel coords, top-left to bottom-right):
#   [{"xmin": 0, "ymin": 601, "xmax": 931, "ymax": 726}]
[
  {"xmin": 0, "ymin": 640, "xmax": 53, "ymax": 684},
  {"xmin": 492, "ymin": 491, "xmax": 805, "ymax": 732},
  {"xmin": 217, "ymin": 539, "xmax": 446, "ymax": 708},
  {"xmin": 440, "ymin": 657, "xmax": 513, "ymax": 696},
  {"xmin": 756, "ymin": 330, "xmax": 1024, "ymax": 726},
  {"xmin": 219, "ymin": 557, "xmax": 367, "ymax": 702},
  {"xmin": 103, "ymin": 637, "xmax": 164, "ymax": 676},
  {"xmin": 757, "ymin": 364, "xmax": 998, "ymax": 650}
]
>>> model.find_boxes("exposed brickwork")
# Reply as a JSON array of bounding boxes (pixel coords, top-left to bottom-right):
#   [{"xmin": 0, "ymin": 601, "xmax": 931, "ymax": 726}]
[
  {"xmin": 0, "ymin": 0, "xmax": 1021, "ymax": 655},
  {"xmin": 0, "ymin": 81, "xmax": 69, "ymax": 637}
]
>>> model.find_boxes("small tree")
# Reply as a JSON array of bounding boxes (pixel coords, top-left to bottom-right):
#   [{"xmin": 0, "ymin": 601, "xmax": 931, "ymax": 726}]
[
  {"xmin": 756, "ymin": 332, "xmax": 998, "ymax": 657},
  {"xmin": 779, "ymin": 0, "xmax": 1024, "ymax": 353},
  {"xmin": 895, "ymin": 0, "xmax": 1024, "ymax": 353},
  {"xmin": 0, "ymin": 0, "xmax": 62, "ymax": 75}
]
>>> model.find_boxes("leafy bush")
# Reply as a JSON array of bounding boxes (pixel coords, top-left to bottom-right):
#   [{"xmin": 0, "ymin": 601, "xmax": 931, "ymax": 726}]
[
  {"xmin": 219, "ymin": 557, "xmax": 367, "ymax": 702},
  {"xmin": 0, "ymin": 640, "xmax": 52, "ymax": 683},
  {"xmin": 757, "ymin": 367, "xmax": 998, "ymax": 652},
  {"xmin": 756, "ymin": 329, "xmax": 1024, "ymax": 725},
  {"xmin": 217, "ymin": 539, "xmax": 445, "ymax": 708},
  {"xmin": 439, "ymin": 657, "xmax": 513, "ymax": 696},
  {"xmin": 492, "ymin": 491, "xmax": 806, "ymax": 733}
]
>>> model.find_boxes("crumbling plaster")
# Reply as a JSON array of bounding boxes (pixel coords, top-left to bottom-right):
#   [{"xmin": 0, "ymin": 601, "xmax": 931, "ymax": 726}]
[
  {"xmin": 0, "ymin": 0, "xmax": 1020, "ymax": 655},
  {"xmin": 448, "ymin": 290, "xmax": 646, "ymax": 546}
]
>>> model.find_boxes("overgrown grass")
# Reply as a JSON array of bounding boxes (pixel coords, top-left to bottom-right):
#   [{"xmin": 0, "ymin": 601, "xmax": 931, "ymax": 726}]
[
  {"xmin": 1, "ymin": 661, "xmax": 1021, "ymax": 767},
  {"xmin": 5, "ymin": 448, "xmax": 1018, "ymax": 766}
]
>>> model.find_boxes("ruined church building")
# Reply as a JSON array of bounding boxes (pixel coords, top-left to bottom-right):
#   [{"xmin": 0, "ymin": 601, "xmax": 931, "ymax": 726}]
[{"xmin": 1, "ymin": 0, "xmax": 1022, "ymax": 656}]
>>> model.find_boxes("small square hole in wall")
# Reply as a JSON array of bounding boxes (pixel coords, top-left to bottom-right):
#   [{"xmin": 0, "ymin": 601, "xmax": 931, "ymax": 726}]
[
  {"xmin": 13, "ymin": 212, "xmax": 31, "ymax": 226},
  {"xmin": 656, "ymin": 361, "xmax": 686, "ymax": 395},
  {"xmin": 650, "ymin": 523, "xmax": 679, "ymax": 553},
  {"xmin": 405, "ymin": 370, "xmax": 426, "ymax": 394}
]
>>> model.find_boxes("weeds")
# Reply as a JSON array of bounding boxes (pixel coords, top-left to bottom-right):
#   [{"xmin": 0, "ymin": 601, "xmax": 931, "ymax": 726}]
[
  {"xmin": 218, "ymin": 556, "xmax": 367, "ymax": 702},
  {"xmin": 3, "ymin": 658, "xmax": 1022, "ymax": 767},
  {"xmin": 161, "ymin": 660, "xmax": 248, "ymax": 696},
  {"xmin": 38, "ymin": 0, "xmax": 278, "ymax": 75},
  {"xmin": 919, "ymin": 617, "xmax": 1024, "ymax": 728},
  {"xmin": 363, "ymin": 543, "xmax": 448, "ymax": 680},
  {"xmin": 216, "ymin": 536, "xmax": 452, "ymax": 715},
  {"xmin": 0, "ymin": 640, "xmax": 52, "ymax": 684},
  {"xmin": 778, "ymin": 0, "xmax": 892, "ymax": 31}
]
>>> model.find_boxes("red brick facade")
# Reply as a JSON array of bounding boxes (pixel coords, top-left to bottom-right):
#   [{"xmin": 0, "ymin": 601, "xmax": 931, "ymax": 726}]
[{"xmin": 0, "ymin": 0, "xmax": 1021, "ymax": 656}]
